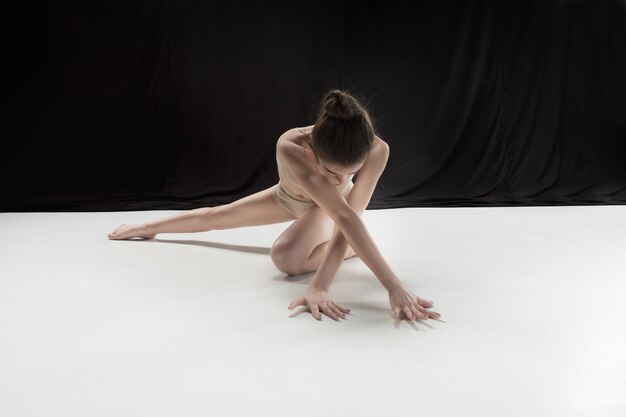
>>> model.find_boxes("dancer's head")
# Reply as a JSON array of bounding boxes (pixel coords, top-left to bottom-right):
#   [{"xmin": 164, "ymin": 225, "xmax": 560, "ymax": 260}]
[{"xmin": 311, "ymin": 89, "xmax": 376, "ymax": 170}]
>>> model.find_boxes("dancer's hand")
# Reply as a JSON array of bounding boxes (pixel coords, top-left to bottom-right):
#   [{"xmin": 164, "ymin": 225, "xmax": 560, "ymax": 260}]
[
  {"xmin": 288, "ymin": 288, "xmax": 351, "ymax": 321},
  {"xmin": 388, "ymin": 285, "xmax": 440, "ymax": 321},
  {"xmin": 108, "ymin": 224, "xmax": 156, "ymax": 240}
]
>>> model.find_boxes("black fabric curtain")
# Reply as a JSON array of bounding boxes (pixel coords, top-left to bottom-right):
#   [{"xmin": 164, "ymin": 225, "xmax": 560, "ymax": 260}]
[{"xmin": 1, "ymin": 0, "xmax": 625, "ymax": 211}]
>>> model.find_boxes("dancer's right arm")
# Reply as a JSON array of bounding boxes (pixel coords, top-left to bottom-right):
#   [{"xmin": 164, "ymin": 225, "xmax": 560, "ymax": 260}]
[
  {"xmin": 280, "ymin": 134, "xmax": 440, "ymax": 321},
  {"xmin": 308, "ymin": 181, "xmax": 401, "ymax": 290},
  {"xmin": 279, "ymin": 138, "xmax": 402, "ymax": 291}
]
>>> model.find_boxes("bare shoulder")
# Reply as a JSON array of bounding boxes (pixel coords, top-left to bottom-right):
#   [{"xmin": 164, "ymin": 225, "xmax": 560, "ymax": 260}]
[
  {"xmin": 276, "ymin": 127, "xmax": 314, "ymax": 162},
  {"xmin": 372, "ymin": 135, "xmax": 389, "ymax": 155},
  {"xmin": 276, "ymin": 127, "xmax": 300, "ymax": 147},
  {"xmin": 365, "ymin": 135, "xmax": 390, "ymax": 167}
]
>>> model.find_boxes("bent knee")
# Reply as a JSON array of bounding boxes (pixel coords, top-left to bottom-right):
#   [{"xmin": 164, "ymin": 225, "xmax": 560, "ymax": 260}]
[{"xmin": 271, "ymin": 240, "xmax": 306, "ymax": 275}]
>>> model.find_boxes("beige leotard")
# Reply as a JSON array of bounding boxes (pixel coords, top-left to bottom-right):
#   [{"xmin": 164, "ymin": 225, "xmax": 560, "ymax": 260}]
[{"xmin": 272, "ymin": 143, "xmax": 354, "ymax": 218}]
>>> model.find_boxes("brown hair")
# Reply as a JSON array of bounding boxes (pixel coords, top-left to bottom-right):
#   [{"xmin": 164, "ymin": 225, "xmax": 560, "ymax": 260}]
[{"xmin": 310, "ymin": 89, "xmax": 376, "ymax": 166}]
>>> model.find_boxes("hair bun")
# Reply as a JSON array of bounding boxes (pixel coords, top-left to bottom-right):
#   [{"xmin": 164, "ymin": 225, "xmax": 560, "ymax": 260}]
[{"xmin": 323, "ymin": 90, "xmax": 357, "ymax": 121}]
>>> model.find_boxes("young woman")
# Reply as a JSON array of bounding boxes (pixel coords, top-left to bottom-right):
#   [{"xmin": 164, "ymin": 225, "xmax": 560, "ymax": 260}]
[{"xmin": 108, "ymin": 90, "xmax": 440, "ymax": 322}]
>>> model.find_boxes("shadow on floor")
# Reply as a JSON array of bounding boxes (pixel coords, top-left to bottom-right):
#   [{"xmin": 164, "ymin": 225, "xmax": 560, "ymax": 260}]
[{"xmin": 142, "ymin": 238, "xmax": 272, "ymax": 255}]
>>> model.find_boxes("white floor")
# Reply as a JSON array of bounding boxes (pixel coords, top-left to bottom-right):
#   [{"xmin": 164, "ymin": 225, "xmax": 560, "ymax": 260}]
[{"xmin": 1, "ymin": 206, "xmax": 625, "ymax": 417}]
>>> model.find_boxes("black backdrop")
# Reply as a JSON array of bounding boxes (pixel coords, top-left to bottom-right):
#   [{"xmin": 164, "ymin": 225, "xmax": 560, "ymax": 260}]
[{"xmin": 2, "ymin": 0, "xmax": 625, "ymax": 212}]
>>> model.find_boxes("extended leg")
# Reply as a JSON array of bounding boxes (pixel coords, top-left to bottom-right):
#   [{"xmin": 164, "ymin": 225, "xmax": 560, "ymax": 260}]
[{"xmin": 108, "ymin": 185, "xmax": 295, "ymax": 240}]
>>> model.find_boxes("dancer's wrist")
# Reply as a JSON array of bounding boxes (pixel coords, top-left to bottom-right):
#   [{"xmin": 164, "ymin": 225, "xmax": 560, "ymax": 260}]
[{"xmin": 309, "ymin": 273, "xmax": 333, "ymax": 292}]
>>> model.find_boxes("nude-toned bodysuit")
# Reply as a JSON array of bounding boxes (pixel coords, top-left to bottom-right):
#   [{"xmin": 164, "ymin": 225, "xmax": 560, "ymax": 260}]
[{"xmin": 272, "ymin": 128, "xmax": 354, "ymax": 218}]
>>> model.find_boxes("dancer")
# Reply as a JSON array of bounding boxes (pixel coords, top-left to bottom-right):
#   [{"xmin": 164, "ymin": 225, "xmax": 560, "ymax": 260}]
[{"xmin": 108, "ymin": 89, "xmax": 440, "ymax": 322}]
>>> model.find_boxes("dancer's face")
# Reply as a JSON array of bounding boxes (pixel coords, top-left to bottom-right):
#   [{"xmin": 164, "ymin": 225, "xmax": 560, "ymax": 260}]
[{"xmin": 316, "ymin": 157, "xmax": 364, "ymax": 186}]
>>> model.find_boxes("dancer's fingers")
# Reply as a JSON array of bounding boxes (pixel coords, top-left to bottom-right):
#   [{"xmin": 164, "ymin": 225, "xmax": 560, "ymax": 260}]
[
  {"xmin": 309, "ymin": 304, "xmax": 322, "ymax": 320},
  {"xmin": 403, "ymin": 306, "xmax": 415, "ymax": 321},
  {"xmin": 331, "ymin": 302, "xmax": 351, "ymax": 314},
  {"xmin": 410, "ymin": 304, "xmax": 427, "ymax": 320},
  {"xmin": 328, "ymin": 304, "xmax": 346, "ymax": 319},
  {"xmin": 288, "ymin": 296, "xmax": 306, "ymax": 310},
  {"xmin": 416, "ymin": 297, "xmax": 433, "ymax": 308}
]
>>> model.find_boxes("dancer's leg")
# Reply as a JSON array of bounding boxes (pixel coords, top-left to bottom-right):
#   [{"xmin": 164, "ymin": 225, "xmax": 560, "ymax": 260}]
[
  {"xmin": 270, "ymin": 205, "xmax": 356, "ymax": 275},
  {"xmin": 108, "ymin": 185, "xmax": 295, "ymax": 240}
]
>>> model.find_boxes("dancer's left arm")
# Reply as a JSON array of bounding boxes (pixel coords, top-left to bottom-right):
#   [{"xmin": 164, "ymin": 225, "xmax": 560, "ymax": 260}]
[
  {"xmin": 308, "ymin": 137, "xmax": 389, "ymax": 291},
  {"xmin": 288, "ymin": 138, "xmax": 388, "ymax": 320},
  {"xmin": 287, "ymin": 137, "xmax": 441, "ymax": 321}
]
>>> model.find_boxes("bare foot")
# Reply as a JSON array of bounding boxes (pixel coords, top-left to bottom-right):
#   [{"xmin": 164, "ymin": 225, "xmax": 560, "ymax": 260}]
[{"xmin": 107, "ymin": 224, "xmax": 156, "ymax": 240}]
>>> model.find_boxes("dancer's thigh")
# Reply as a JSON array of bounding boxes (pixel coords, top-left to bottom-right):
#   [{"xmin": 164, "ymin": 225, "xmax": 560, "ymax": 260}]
[
  {"xmin": 210, "ymin": 185, "xmax": 296, "ymax": 229},
  {"xmin": 271, "ymin": 204, "xmax": 334, "ymax": 260}
]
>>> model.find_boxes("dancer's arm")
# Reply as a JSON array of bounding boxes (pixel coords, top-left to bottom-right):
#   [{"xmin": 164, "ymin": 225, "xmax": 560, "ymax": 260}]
[
  {"xmin": 303, "ymin": 167, "xmax": 440, "ymax": 321},
  {"xmin": 281, "ymin": 137, "xmax": 401, "ymax": 290},
  {"xmin": 309, "ymin": 139, "xmax": 389, "ymax": 291},
  {"xmin": 282, "ymin": 136, "xmax": 440, "ymax": 321},
  {"xmin": 303, "ymin": 182, "xmax": 401, "ymax": 290},
  {"xmin": 309, "ymin": 186, "xmax": 400, "ymax": 290}
]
